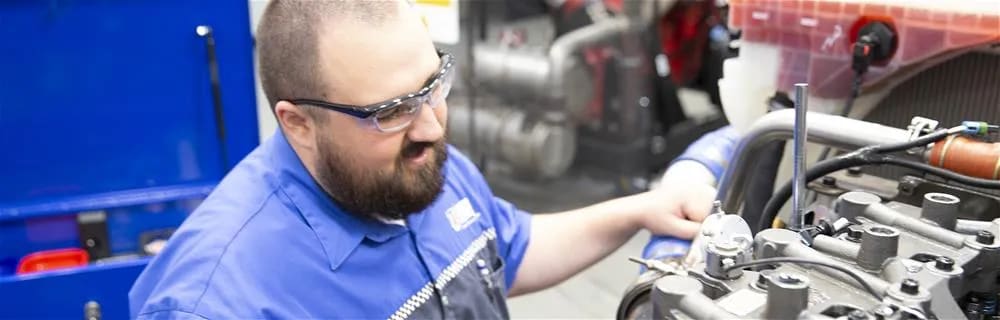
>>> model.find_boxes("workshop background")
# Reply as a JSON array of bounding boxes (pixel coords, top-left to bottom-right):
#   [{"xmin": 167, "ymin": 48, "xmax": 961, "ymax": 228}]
[
  {"xmin": 3, "ymin": 0, "xmax": 999, "ymax": 318},
  {"xmin": 244, "ymin": 0, "xmax": 728, "ymax": 319}
]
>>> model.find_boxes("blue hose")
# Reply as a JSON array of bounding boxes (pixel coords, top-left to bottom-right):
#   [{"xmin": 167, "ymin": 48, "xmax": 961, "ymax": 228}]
[{"xmin": 639, "ymin": 235, "xmax": 691, "ymax": 273}]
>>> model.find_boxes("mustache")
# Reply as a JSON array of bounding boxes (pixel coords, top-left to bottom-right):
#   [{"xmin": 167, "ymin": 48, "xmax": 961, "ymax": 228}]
[{"xmin": 400, "ymin": 140, "xmax": 439, "ymax": 159}]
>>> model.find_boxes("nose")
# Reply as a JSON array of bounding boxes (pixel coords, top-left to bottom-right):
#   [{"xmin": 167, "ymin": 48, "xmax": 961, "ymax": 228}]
[{"xmin": 405, "ymin": 102, "xmax": 445, "ymax": 143}]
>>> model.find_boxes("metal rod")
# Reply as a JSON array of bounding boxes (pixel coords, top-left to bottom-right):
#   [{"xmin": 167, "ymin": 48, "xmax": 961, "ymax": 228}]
[
  {"xmin": 791, "ymin": 83, "xmax": 809, "ymax": 231},
  {"xmin": 196, "ymin": 25, "xmax": 229, "ymax": 170},
  {"xmin": 463, "ymin": 1, "xmax": 479, "ymax": 167},
  {"xmin": 714, "ymin": 110, "xmax": 910, "ymax": 215}
]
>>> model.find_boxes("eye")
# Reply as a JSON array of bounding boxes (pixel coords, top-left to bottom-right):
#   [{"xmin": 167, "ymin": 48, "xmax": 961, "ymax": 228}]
[
  {"xmin": 375, "ymin": 107, "xmax": 404, "ymax": 122},
  {"xmin": 374, "ymin": 102, "xmax": 420, "ymax": 123}
]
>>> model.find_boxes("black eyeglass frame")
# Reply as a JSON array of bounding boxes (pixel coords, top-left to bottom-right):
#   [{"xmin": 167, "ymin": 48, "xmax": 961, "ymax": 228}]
[{"xmin": 281, "ymin": 49, "xmax": 455, "ymax": 121}]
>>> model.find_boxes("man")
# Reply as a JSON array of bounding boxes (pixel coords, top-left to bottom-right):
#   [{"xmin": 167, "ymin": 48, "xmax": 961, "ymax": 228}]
[{"xmin": 128, "ymin": 1, "xmax": 715, "ymax": 319}]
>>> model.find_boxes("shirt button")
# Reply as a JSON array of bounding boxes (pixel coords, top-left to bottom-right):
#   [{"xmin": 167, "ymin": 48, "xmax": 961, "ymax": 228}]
[{"xmin": 441, "ymin": 296, "xmax": 450, "ymax": 306}]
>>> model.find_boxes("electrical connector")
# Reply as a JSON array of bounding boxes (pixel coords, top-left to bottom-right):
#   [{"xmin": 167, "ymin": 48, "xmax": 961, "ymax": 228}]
[
  {"xmin": 962, "ymin": 121, "xmax": 1000, "ymax": 136},
  {"xmin": 851, "ymin": 22, "xmax": 896, "ymax": 75}
]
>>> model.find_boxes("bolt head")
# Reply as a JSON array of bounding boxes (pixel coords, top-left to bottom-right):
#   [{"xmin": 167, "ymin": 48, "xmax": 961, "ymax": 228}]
[
  {"xmin": 777, "ymin": 273, "xmax": 803, "ymax": 285},
  {"xmin": 847, "ymin": 167, "xmax": 863, "ymax": 176},
  {"xmin": 848, "ymin": 310, "xmax": 870, "ymax": 320},
  {"xmin": 935, "ymin": 256, "xmax": 955, "ymax": 271},
  {"xmin": 822, "ymin": 176, "xmax": 837, "ymax": 186},
  {"xmin": 874, "ymin": 305, "xmax": 895, "ymax": 318},
  {"xmin": 846, "ymin": 228, "xmax": 863, "ymax": 241},
  {"xmin": 900, "ymin": 278, "xmax": 920, "ymax": 295},
  {"xmin": 977, "ymin": 231, "xmax": 995, "ymax": 244}
]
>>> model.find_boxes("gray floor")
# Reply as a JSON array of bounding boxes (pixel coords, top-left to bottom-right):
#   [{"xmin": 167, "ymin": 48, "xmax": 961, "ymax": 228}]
[
  {"xmin": 487, "ymin": 172, "xmax": 652, "ymax": 319},
  {"xmin": 506, "ymin": 231, "xmax": 650, "ymax": 319}
]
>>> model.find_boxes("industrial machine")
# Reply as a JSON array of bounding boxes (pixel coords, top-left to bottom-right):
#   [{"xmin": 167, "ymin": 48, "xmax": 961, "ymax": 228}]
[
  {"xmin": 617, "ymin": 0, "xmax": 1000, "ymax": 319},
  {"xmin": 449, "ymin": 0, "xmax": 731, "ymax": 186},
  {"xmin": 621, "ymin": 108, "xmax": 1000, "ymax": 320}
]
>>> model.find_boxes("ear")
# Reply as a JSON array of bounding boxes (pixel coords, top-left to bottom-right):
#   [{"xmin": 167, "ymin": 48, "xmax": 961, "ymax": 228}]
[{"xmin": 275, "ymin": 101, "xmax": 318, "ymax": 151}]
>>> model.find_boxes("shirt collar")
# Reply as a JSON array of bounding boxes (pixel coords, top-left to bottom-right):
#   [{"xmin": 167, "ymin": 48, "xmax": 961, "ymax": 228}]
[{"xmin": 267, "ymin": 130, "xmax": 408, "ymax": 271}]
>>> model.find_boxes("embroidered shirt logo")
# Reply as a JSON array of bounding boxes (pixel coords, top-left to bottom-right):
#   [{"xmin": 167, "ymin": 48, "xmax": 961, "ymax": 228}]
[{"xmin": 445, "ymin": 198, "xmax": 480, "ymax": 231}]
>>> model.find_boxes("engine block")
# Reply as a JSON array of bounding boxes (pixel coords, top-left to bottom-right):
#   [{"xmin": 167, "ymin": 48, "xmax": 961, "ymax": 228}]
[{"xmin": 622, "ymin": 187, "xmax": 1000, "ymax": 320}]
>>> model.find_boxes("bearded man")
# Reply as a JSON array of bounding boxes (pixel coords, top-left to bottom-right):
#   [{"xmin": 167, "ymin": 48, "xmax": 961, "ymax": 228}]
[{"xmin": 128, "ymin": 1, "xmax": 715, "ymax": 318}]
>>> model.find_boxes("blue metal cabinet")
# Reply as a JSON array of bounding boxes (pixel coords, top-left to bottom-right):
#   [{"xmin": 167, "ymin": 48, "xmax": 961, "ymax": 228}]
[{"xmin": 0, "ymin": 0, "xmax": 259, "ymax": 317}]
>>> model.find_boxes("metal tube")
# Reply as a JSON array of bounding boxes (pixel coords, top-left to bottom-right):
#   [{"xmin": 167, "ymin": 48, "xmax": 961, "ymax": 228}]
[
  {"xmin": 716, "ymin": 110, "xmax": 911, "ymax": 214},
  {"xmin": 956, "ymin": 219, "xmax": 994, "ymax": 234},
  {"xmin": 863, "ymin": 204, "xmax": 968, "ymax": 248},
  {"xmin": 856, "ymin": 225, "xmax": 900, "ymax": 270},
  {"xmin": 548, "ymin": 18, "xmax": 628, "ymax": 103},
  {"xmin": 652, "ymin": 275, "xmax": 738, "ymax": 320},
  {"xmin": 791, "ymin": 83, "xmax": 809, "ymax": 231},
  {"xmin": 784, "ymin": 243, "xmax": 892, "ymax": 295},
  {"xmin": 678, "ymin": 294, "xmax": 740, "ymax": 320},
  {"xmin": 812, "ymin": 235, "xmax": 860, "ymax": 261},
  {"xmin": 921, "ymin": 192, "xmax": 960, "ymax": 230},
  {"xmin": 764, "ymin": 272, "xmax": 810, "ymax": 320}
]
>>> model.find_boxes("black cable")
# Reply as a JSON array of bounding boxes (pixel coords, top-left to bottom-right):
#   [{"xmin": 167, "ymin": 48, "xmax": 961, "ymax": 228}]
[
  {"xmin": 871, "ymin": 128, "xmax": 953, "ymax": 154},
  {"xmin": 723, "ymin": 257, "xmax": 883, "ymax": 299},
  {"xmin": 882, "ymin": 157, "xmax": 1000, "ymax": 189},
  {"xmin": 759, "ymin": 155, "xmax": 868, "ymax": 231},
  {"xmin": 816, "ymin": 71, "xmax": 865, "ymax": 161},
  {"xmin": 762, "ymin": 127, "xmax": 962, "ymax": 230},
  {"xmin": 759, "ymin": 151, "xmax": 1000, "ymax": 232}
]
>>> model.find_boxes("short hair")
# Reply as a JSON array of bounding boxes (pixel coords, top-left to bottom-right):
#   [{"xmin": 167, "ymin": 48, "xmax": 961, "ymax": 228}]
[{"xmin": 256, "ymin": 0, "xmax": 401, "ymax": 117}]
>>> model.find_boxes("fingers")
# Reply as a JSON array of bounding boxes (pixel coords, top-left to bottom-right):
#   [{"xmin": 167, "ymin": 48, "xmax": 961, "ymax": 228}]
[
  {"xmin": 665, "ymin": 218, "xmax": 702, "ymax": 240},
  {"xmin": 682, "ymin": 185, "xmax": 717, "ymax": 222}
]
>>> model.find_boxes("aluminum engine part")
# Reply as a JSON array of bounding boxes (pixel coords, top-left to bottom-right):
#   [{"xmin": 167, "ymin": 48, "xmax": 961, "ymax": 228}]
[
  {"xmin": 621, "ymin": 188, "xmax": 1000, "ymax": 320},
  {"xmin": 473, "ymin": 45, "xmax": 593, "ymax": 119},
  {"xmin": 447, "ymin": 101, "xmax": 576, "ymax": 179},
  {"xmin": 472, "ymin": 18, "xmax": 625, "ymax": 119}
]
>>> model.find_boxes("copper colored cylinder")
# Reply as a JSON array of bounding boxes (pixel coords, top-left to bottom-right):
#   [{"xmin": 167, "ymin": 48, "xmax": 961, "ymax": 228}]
[{"xmin": 928, "ymin": 136, "xmax": 1000, "ymax": 180}]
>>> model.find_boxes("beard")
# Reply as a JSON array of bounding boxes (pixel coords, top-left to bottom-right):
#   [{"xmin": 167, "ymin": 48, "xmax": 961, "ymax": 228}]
[{"xmin": 314, "ymin": 134, "xmax": 448, "ymax": 221}]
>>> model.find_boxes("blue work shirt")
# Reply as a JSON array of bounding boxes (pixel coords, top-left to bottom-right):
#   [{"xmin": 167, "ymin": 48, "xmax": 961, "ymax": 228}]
[{"xmin": 129, "ymin": 131, "xmax": 532, "ymax": 319}]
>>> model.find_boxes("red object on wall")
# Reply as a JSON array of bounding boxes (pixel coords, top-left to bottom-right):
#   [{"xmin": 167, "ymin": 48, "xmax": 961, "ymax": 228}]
[
  {"xmin": 16, "ymin": 248, "xmax": 90, "ymax": 275},
  {"xmin": 728, "ymin": 0, "xmax": 1000, "ymax": 98}
]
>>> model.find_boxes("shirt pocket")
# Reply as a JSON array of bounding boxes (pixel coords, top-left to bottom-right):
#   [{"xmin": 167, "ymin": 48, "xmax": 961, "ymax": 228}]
[{"xmin": 476, "ymin": 240, "xmax": 509, "ymax": 319}]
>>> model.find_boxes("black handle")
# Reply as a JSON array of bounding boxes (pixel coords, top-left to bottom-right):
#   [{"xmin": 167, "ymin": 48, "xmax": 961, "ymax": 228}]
[{"xmin": 197, "ymin": 25, "xmax": 230, "ymax": 170}]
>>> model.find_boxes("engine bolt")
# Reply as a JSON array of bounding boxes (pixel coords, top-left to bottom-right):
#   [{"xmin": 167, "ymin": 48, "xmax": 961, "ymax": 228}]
[
  {"xmin": 847, "ymin": 167, "xmax": 863, "ymax": 176},
  {"xmin": 935, "ymin": 256, "xmax": 955, "ymax": 271},
  {"xmin": 778, "ymin": 273, "xmax": 803, "ymax": 284},
  {"xmin": 822, "ymin": 176, "xmax": 837, "ymax": 186},
  {"xmin": 848, "ymin": 310, "xmax": 869, "ymax": 320},
  {"xmin": 846, "ymin": 228, "xmax": 863, "ymax": 242},
  {"xmin": 873, "ymin": 305, "xmax": 895, "ymax": 319},
  {"xmin": 900, "ymin": 279, "xmax": 920, "ymax": 295},
  {"xmin": 977, "ymin": 231, "xmax": 995, "ymax": 245}
]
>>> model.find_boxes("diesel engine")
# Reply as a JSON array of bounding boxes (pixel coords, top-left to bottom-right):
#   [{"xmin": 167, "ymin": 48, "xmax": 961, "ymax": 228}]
[{"xmin": 618, "ymin": 108, "xmax": 1000, "ymax": 320}]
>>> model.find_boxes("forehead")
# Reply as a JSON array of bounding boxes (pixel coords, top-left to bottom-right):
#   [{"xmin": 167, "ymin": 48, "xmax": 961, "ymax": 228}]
[{"xmin": 315, "ymin": 7, "xmax": 441, "ymax": 106}]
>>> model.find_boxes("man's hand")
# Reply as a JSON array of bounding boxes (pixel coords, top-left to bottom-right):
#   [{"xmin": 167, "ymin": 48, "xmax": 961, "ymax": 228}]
[
  {"xmin": 633, "ymin": 183, "xmax": 716, "ymax": 239},
  {"xmin": 509, "ymin": 180, "xmax": 717, "ymax": 296}
]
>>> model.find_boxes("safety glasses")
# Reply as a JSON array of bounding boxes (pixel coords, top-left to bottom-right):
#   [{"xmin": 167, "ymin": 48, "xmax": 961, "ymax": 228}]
[{"xmin": 284, "ymin": 50, "xmax": 455, "ymax": 133}]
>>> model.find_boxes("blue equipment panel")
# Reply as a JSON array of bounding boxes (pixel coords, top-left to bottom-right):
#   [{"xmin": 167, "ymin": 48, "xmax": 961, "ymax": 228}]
[
  {"xmin": 0, "ymin": 0, "xmax": 258, "ymax": 210},
  {"xmin": 0, "ymin": 258, "xmax": 150, "ymax": 319},
  {"xmin": 0, "ymin": 0, "xmax": 259, "ymax": 318}
]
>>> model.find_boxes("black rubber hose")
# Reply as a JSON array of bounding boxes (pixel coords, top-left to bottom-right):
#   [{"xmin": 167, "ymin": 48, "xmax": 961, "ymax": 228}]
[
  {"xmin": 816, "ymin": 71, "xmax": 865, "ymax": 161},
  {"xmin": 743, "ymin": 140, "xmax": 787, "ymax": 234},
  {"xmin": 759, "ymin": 153, "xmax": 1000, "ymax": 232},
  {"xmin": 759, "ymin": 155, "xmax": 869, "ymax": 231},
  {"xmin": 871, "ymin": 129, "xmax": 952, "ymax": 154},
  {"xmin": 759, "ymin": 129, "xmax": 962, "ymax": 231},
  {"xmin": 882, "ymin": 157, "xmax": 1000, "ymax": 189}
]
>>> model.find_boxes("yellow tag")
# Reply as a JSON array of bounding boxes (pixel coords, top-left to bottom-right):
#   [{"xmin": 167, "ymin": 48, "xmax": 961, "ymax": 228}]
[{"xmin": 415, "ymin": 0, "xmax": 450, "ymax": 7}]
